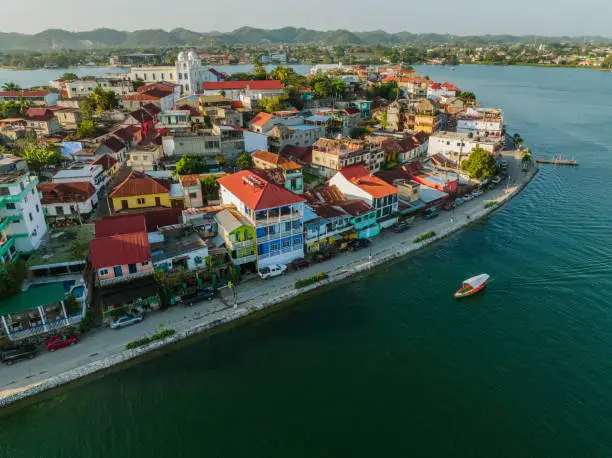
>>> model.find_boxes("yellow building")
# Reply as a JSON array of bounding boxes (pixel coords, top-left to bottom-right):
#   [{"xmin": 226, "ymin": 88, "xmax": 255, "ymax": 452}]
[{"xmin": 109, "ymin": 171, "xmax": 176, "ymax": 212}]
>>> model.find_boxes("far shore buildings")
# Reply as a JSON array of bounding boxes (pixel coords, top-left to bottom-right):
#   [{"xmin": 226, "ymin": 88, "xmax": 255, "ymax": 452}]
[{"xmin": 0, "ymin": 90, "xmax": 59, "ymax": 107}]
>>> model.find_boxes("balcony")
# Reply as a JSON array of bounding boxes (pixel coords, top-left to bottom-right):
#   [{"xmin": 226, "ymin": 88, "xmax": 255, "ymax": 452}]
[
  {"xmin": 8, "ymin": 314, "xmax": 84, "ymax": 341},
  {"xmin": 231, "ymin": 254, "xmax": 257, "ymax": 265},
  {"xmin": 231, "ymin": 239, "xmax": 255, "ymax": 249},
  {"xmin": 98, "ymin": 270, "xmax": 153, "ymax": 287},
  {"xmin": 0, "ymin": 235, "xmax": 16, "ymax": 260}
]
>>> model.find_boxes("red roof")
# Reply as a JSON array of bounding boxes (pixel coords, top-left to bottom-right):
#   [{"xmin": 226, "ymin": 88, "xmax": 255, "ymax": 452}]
[
  {"xmin": 230, "ymin": 100, "xmax": 244, "ymax": 109},
  {"xmin": 143, "ymin": 208, "xmax": 182, "ymax": 232},
  {"xmin": 123, "ymin": 93, "xmax": 160, "ymax": 102},
  {"xmin": 37, "ymin": 182, "xmax": 96, "ymax": 205},
  {"xmin": 100, "ymin": 136, "xmax": 125, "ymax": 153},
  {"xmin": 137, "ymin": 82, "xmax": 176, "ymax": 94},
  {"xmin": 217, "ymin": 170, "xmax": 304, "ymax": 211},
  {"xmin": 202, "ymin": 80, "xmax": 284, "ymax": 91},
  {"xmin": 95, "ymin": 213, "xmax": 147, "ymax": 237},
  {"xmin": 338, "ymin": 165, "xmax": 398, "ymax": 198},
  {"xmin": 0, "ymin": 90, "xmax": 50, "ymax": 97},
  {"xmin": 25, "ymin": 108, "xmax": 55, "ymax": 121},
  {"xmin": 92, "ymin": 153, "xmax": 118, "ymax": 170},
  {"xmin": 109, "ymin": 171, "xmax": 170, "ymax": 199},
  {"xmin": 442, "ymin": 82, "xmax": 461, "ymax": 92},
  {"xmin": 89, "ymin": 232, "xmax": 151, "ymax": 269},
  {"xmin": 249, "ymin": 112, "xmax": 274, "ymax": 128},
  {"xmin": 129, "ymin": 109, "xmax": 154, "ymax": 124},
  {"xmin": 280, "ymin": 146, "xmax": 312, "ymax": 165},
  {"xmin": 113, "ymin": 125, "xmax": 141, "ymax": 142},
  {"xmin": 429, "ymin": 82, "xmax": 442, "ymax": 89}
]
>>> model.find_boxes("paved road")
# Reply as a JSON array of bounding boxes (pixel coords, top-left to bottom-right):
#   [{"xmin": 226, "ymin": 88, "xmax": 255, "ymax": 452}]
[{"xmin": 0, "ymin": 152, "xmax": 533, "ymax": 399}]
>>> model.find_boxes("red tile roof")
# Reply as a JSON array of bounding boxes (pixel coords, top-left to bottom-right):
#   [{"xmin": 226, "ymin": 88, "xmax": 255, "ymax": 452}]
[
  {"xmin": 217, "ymin": 170, "xmax": 304, "ymax": 211},
  {"xmin": 113, "ymin": 125, "xmax": 141, "ymax": 142},
  {"xmin": 0, "ymin": 90, "xmax": 50, "ymax": 97},
  {"xmin": 142, "ymin": 103, "xmax": 161, "ymax": 115},
  {"xmin": 442, "ymin": 82, "xmax": 461, "ymax": 92},
  {"xmin": 202, "ymin": 80, "xmax": 284, "ymax": 91},
  {"xmin": 429, "ymin": 82, "xmax": 442, "ymax": 89},
  {"xmin": 143, "ymin": 208, "xmax": 182, "ymax": 232},
  {"xmin": 280, "ymin": 146, "xmax": 313, "ymax": 165},
  {"xmin": 248, "ymin": 112, "xmax": 273, "ymax": 128},
  {"xmin": 129, "ymin": 109, "xmax": 154, "ymax": 123},
  {"xmin": 25, "ymin": 108, "xmax": 55, "ymax": 121},
  {"xmin": 179, "ymin": 174, "xmax": 207, "ymax": 188},
  {"xmin": 37, "ymin": 182, "xmax": 96, "ymax": 205},
  {"xmin": 230, "ymin": 100, "xmax": 244, "ymax": 109},
  {"xmin": 89, "ymin": 232, "xmax": 151, "ymax": 269},
  {"xmin": 123, "ymin": 93, "xmax": 160, "ymax": 102},
  {"xmin": 252, "ymin": 150, "xmax": 301, "ymax": 171},
  {"xmin": 338, "ymin": 165, "xmax": 398, "ymax": 198},
  {"xmin": 92, "ymin": 153, "xmax": 118, "ymax": 170},
  {"xmin": 137, "ymin": 83, "xmax": 176, "ymax": 94},
  {"xmin": 95, "ymin": 213, "xmax": 147, "ymax": 237},
  {"xmin": 109, "ymin": 171, "xmax": 170, "ymax": 199}
]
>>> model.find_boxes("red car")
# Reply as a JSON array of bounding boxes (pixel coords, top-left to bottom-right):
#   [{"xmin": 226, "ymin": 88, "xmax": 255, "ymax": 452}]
[{"xmin": 46, "ymin": 334, "xmax": 78, "ymax": 351}]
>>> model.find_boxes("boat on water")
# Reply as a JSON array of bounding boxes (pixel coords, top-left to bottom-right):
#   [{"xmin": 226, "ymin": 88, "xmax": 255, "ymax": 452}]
[{"xmin": 454, "ymin": 274, "xmax": 490, "ymax": 298}]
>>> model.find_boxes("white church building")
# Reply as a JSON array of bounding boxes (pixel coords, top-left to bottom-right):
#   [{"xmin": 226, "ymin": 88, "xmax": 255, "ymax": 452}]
[{"xmin": 126, "ymin": 50, "xmax": 222, "ymax": 96}]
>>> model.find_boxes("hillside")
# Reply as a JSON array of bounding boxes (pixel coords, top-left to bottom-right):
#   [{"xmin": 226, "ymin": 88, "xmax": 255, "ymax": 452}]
[{"xmin": 0, "ymin": 27, "xmax": 610, "ymax": 51}]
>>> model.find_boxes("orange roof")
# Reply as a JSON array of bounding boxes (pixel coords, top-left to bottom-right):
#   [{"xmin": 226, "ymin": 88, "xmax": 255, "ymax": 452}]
[
  {"xmin": 217, "ymin": 170, "xmax": 304, "ymax": 211},
  {"xmin": 38, "ymin": 182, "xmax": 96, "ymax": 204},
  {"xmin": 179, "ymin": 174, "xmax": 207, "ymax": 188},
  {"xmin": 339, "ymin": 165, "xmax": 398, "ymax": 198},
  {"xmin": 109, "ymin": 171, "xmax": 170, "ymax": 198},
  {"xmin": 252, "ymin": 150, "xmax": 301, "ymax": 171},
  {"xmin": 249, "ymin": 112, "xmax": 273, "ymax": 128},
  {"xmin": 122, "ymin": 93, "xmax": 161, "ymax": 102}
]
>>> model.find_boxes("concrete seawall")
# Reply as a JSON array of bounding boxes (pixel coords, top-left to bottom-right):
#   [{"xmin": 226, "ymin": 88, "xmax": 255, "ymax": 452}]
[{"xmin": 0, "ymin": 165, "xmax": 539, "ymax": 408}]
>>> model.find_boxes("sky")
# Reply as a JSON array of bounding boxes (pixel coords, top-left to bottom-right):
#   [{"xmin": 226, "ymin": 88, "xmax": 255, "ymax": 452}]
[{"xmin": 1, "ymin": 0, "xmax": 611, "ymax": 37}]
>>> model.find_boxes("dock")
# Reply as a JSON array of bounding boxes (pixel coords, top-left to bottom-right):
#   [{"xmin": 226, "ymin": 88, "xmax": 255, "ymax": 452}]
[{"xmin": 535, "ymin": 156, "xmax": 578, "ymax": 166}]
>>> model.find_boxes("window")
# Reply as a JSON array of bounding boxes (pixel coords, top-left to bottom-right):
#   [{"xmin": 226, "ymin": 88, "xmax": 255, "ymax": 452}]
[
  {"xmin": 284, "ymin": 222, "xmax": 292, "ymax": 232},
  {"xmin": 132, "ymin": 155, "xmax": 139, "ymax": 161},
  {"xmin": 128, "ymin": 264, "xmax": 137, "ymax": 274},
  {"xmin": 189, "ymin": 192, "xmax": 197, "ymax": 199},
  {"xmin": 35, "ymin": 204, "xmax": 39, "ymax": 213},
  {"xmin": 270, "ymin": 243, "xmax": 279, "ymax": 251},
  {"xmin": 137, "ymin": 198, "xmax": 145, "ymax": 204},
  {"xmin": 31, "ymin": 188, "xmax": 35, "ymax": 195},
  {"xmin": 6, "ymin": 203, "xmax": 16, "ymax": 210},
  {"xmin": 0, "ymin": 188, "xmax": 8, "ymax": 196},
  {"xmin": 141, "ymin": 261, "xmax": 149, "ymax": 266},
  {"xmin": 19, "ymin": 182, "xmax": 24, "ymax": 191},
  {"xmin": 99, "ymin": 269, "xmax": 108, "ymax": 276},
  {"xmin": 282, "ymin": 239, "xmax": 290, "ymax": 248},
  {"xmin": 28, "ymin": 213, "xmax": 33, "ymax": 222}
]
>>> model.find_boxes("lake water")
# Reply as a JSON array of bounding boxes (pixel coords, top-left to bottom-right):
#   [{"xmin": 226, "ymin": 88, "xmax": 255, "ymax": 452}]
[
  {"xmin": 1, "ymin": 65, "xmax": 612, "ymax": 457},
  {"xmin": 0, "ymin": 64, "xmax": 312, "ymax": 88}
]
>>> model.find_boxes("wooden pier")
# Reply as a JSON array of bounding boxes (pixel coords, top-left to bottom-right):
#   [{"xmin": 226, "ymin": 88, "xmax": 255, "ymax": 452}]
[{"xmin": 535, "ymin": 156, "xmax": 578, "ymax": 166}]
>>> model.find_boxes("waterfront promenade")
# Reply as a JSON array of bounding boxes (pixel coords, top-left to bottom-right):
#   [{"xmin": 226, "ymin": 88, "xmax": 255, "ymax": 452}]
[{"xmin": 0, "ymin": 152, "xmax": 536, "ymax": 406}]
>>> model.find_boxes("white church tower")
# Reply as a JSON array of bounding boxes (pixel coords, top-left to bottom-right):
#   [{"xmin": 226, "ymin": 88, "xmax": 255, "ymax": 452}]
[{"xmin": 175, "ymin": 49, "xmax": 216, "ymax": 96}]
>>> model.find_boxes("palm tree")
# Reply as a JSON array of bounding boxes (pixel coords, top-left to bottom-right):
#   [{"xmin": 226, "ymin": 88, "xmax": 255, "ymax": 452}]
[{"xmin": 1, "ymin": 82, "xmax": 21, "ymax": 91}]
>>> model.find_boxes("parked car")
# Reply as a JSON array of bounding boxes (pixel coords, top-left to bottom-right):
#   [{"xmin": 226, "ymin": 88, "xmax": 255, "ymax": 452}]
[
  {"xmin": 258, "ymin": 264, "xmax": 287, "ymax": 279},
  {"xmin": 1, "ymin": 344, "xmax": 37, "ymax": 365},
  {"xmin": 424, "ymin": 208, "xmax": 440, "ymax": 219},
  {"xmin": 393, "ymin": 218, "xmax": 414, "ymax": 233},
  {"xmin": 313, "ymin": 250, "xmax": 334, "ymax": 263},
  {"xmin": 288, "ymin": 258, "xmax": 311, "ymax": 271},
  {"xmin": 183, "ymin": 287, "xmax": 216, "ymax": 306},
  {"xmin": 455, "ymin": 198, "xmax": 465, "ymax": 206},
  {"xmin": 46, "ymin": 334, "xmax": 78, "ymax": 351},
  {"xmin": 492, "ymin": 176, "xmax": 502, "ymax": 185},
  {"xmin": 472, "ymin": 189, "xmax": 484, "ymax": 197},
  {"xmin": 463, "ymin": 193, "xmax": 474, "ymax": 201},
  {"xmin": 110, "ymin": 314, "xmax": 144, "ymax": 329},
  {"xmin": 348, "ymin": 239, "xmax": 371, "ymax": 252}
]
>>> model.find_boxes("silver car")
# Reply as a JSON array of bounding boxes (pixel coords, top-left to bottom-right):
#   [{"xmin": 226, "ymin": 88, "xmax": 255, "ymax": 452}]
[{"xmin": 110, "ymin": 314, "xmax": 144, "ymax": 329}]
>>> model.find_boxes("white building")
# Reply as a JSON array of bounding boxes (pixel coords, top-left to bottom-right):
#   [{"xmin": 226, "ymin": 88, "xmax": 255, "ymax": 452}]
[
  {"xmin": 38, "ymin": 182, "xmax": 98, "ymax": 219},
  {"xmin": 127, "ymin": 50, "xmax": 219, "ymax": 96},
  {"xmin": 64, "ymin": 78, "xmax": 134, "ymax": 99},
  {"xmin": 456, "ymin": 107, "xmax": 504, "ymax": 139},
  {"xmin": 427, "ymin": 131, "xmax": 503, "ymax": 159},
  {"xmin": 201, "ymin": 80, "xmax": 285, "ymax": 108},
  {"xmin": 0, "ymin": 172, "xmax": 48, "ymax": 262},
  {"xmin": 52, "ymin": 164, "xmax": 107, "ymax": 194}
]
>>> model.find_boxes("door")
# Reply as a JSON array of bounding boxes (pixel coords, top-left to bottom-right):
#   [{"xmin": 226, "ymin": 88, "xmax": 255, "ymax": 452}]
[
  {"xmin": 155, "ymin": 197, "xmax": 161, "ymax": 207},
  {"xmin": 113, "ymin": 266, "xmax": 123, "ymax": 277},
  {"xmin": 121, "ymin": 200, "xmax": 129, "ymax": 210}
]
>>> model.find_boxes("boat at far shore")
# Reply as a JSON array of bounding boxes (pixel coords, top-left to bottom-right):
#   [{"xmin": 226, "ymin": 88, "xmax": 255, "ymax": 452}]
[{"xmin": 454, "ymin": 274, "xmax": 490, "ymax": 299}]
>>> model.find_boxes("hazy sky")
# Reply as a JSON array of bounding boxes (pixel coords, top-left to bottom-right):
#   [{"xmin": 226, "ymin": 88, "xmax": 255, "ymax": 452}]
[{"xmin": 2, "ymin": 0, "xmax": 610, "ymax": 36}]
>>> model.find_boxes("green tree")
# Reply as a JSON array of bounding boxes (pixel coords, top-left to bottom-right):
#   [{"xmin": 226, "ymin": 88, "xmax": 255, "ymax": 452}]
[
  {"xmin": 330, "ymin": 78, "xmax": 346, "ymax": 97},
  {"xmin": 21, "ymin": 143, "xmax": 61, "ymax": 173},
  {"xmin": 1, "ymin": 82, "xmax": 21, "ymax": 91},
  {"xmin": 459, "ymin": 91, "xmax": 477, "ymax": 102},
  {"xmin": 235, "ymin": 152, "xmax": 253, "ymax": 170},
  {"xmin": 176, "ymin": 155, "xmax": 206, "ymax": 175},
  {"xmin": 60, "ymin": 72, "xmax": 79, "ymax": 80},
  {"xmin": 0, "ymin": 260, "xmax": 27, "ymax": 300},
  {"xmin": 521, "ymin": 149, "xmax": 532, "ymax": 162},
  {"xmin": 313, "ymin": 79, "xmax": 331, "ymax": 97},
  {"xmin": 253, "ymin": 64, "xmax": 267, "ymax": 80},
  {"xmin": 380, "ymin": 110, "xmax": 388, "ymax": 129},
  {"xmin": 75, "ymin": 119, "xmax": 99, "ymax": 139},
  {"xmin": 200, "ymin": 175, "xmax": 220, "ymax": 201},
  {"xmin": 64, "ymin": 294, "xmax": 81, "ymax": 316},
  {"xmin": 602, "ymin": 56, "xmax": 612, "ymax": 69},
  {"xmin": 258, "ymin": 96, "xmax": 285, "ymax": 113},
  {"xmin": 512, "ymin": 133, "xmax": 524, "ymax": 148},
  {"xmin": 461, "ymin": 146, "xmax": 497, "ymax": 181},
  {"xmin": 90, "ymin": 86, "xmax": 119, "ymax": 112},
  {"xmin": 270, "ymin": 66, "xmax": 290, "ymax": 84}
]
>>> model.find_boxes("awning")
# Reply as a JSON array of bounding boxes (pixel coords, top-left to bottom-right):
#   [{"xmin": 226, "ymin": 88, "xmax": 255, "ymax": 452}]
[
  {"xmin": 100, "ymin": 278, "xmax": 157, "ymax": 306},
  {"xmin": 0, "ymin": 282, "xmax": 66, "ymax": 316}
]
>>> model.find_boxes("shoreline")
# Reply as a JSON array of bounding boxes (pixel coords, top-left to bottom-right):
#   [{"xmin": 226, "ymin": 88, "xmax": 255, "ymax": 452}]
[{"xmin": 0, "ymin": 156, "xmax": 538, "ymax": 408}]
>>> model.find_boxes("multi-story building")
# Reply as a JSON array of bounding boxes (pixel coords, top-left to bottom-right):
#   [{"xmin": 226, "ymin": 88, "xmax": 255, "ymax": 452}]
[
  {"xmin": 267, "ymin": 124, "xmax": 325, "ymax": 153},
  {"xmin": 201, "ymin": 80, "xmax": 285, "ymax": 109},
  {"xmin": 329, "ymin": 165, "xmax": 399, "ymax": 228},
  {"xmin": 127, "ymin": 144, "xmax": 163, "ymax": 172},
  {"xmin": 218, "ymin": 170, "xmax": 305, "ymax": 268},
  {"xmin": 252, "ymin": 150, "xmax": 304, "ymax": 194},
  {"xmin": 456, "ymin": 107, "xmax": 504, "ymax": 139},
  {"xmin": 23, "ymin": 108, "xmax": 61, "ymax": 137},
  {"xmin": 0, "ymin": 172, "xmax": 48, "ymax": 264},
  {"xmin": 53, "ymin": 163, "xmax": 106, "ymax": 195},
  {"xmin": 215, "ymin": 208, "xmax": 257, "ymax": 267},
  {"xmin": 311, "ymin": 138, "xmax": 385, "ymax": 178},
  {"xmin": 0, "ymin": 90, "xmax": 59, "ymax": 107},
  {"xmin": 427, "ymin": 131, "xmax": 503, "ymax": 163},
  {"xmin": 63, "ymin": 78, "xmax": 134, "ymax": 99}
]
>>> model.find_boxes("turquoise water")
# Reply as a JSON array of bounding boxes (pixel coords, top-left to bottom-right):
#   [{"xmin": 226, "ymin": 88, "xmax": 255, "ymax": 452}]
[{"xmin": 1, "ymin": 65, "xmax": 612, "ymax": 457}]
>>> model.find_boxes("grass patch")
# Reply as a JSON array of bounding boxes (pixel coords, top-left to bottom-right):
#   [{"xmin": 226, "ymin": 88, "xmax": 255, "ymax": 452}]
[
  {"xmin": 295, "ymin": 273, "xmax": 328, "ymax": 289},
  {"xmin": 413, "ymin": 231, "xmax": 436, "ymax": 243},
  {"xmin": 484, "ymin": 201, "xmax": 498, "ymax": 209},
  {"xmin": 125, "ymin": 329, "xmax": 177, "ymax": 350}
]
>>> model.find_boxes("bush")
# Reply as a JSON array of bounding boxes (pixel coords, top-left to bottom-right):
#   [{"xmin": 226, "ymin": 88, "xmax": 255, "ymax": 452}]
[
  {"xmin": 79, "ymin": 314, "xmax": 95, "ymax": 334},
  {"xmin": 295, "ymin": 273, "xmax": 328, "ymax": 289},
  {"xmin": 413, "ymin": 231, "xmax": 436, "ymax": 243},
  {"xmin": 125, "ymin": 329, "xmax": 176, "ymax": 350},
  {"xmin": 485, "ymin": 201, "xmax": 498, "ymax": 209}
]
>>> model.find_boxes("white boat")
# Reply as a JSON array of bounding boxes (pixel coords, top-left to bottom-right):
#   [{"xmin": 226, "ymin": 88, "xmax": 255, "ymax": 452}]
[{"xmin": 454, "ymin": 274, "xmax": 490, "ymax": 298}]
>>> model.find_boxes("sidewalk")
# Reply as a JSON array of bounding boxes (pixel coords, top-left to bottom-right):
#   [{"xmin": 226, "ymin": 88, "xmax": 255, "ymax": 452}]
[{"xmin": 0, "ymin": 153, "xmax": 537, "ymax": 406}]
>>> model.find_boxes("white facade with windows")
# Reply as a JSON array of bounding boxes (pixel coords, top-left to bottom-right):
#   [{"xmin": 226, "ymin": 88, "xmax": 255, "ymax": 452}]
[
  {"xmin": 427, "ymin": 131, "xmax": 502, "ymax": 158},
  {"xmin": 52, "ymin": 164, "xmax": 107, "ymax": 192},
  {"xmin": 0, "ymin": 172, "xmax": 47, "ymax": 261}
]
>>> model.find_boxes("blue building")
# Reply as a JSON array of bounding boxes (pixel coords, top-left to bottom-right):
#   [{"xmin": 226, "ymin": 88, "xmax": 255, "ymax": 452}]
[{"xmin": 218, "ymin": 170, "xmax": 305, "ymax": 268}]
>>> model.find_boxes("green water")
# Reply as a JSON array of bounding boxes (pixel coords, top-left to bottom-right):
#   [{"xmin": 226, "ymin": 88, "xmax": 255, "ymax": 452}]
[{"xmin": 1, "ymin": 65, "xmax": 612, "ymax": 457}]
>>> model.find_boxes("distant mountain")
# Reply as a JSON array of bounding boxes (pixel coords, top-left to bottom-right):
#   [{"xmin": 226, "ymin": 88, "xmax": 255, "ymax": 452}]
[{"xmin": 0, "ymin": 27, "xmax": 610, "ymax": 51}]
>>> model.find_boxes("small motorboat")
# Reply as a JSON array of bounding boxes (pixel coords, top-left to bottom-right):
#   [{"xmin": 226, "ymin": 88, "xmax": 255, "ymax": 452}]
[{"xmin": 454, "ymin": 274, "xmax": 490, "ymax": 298}]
